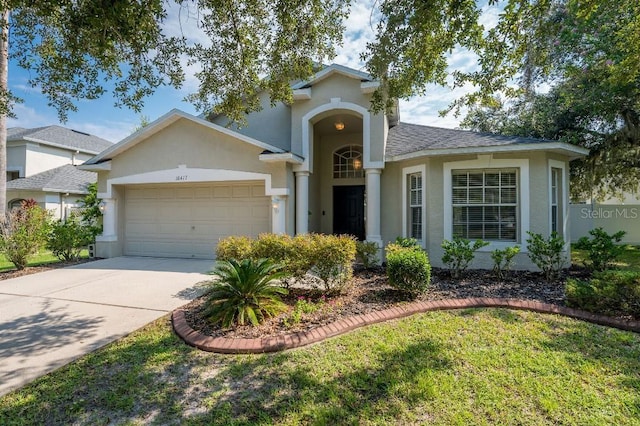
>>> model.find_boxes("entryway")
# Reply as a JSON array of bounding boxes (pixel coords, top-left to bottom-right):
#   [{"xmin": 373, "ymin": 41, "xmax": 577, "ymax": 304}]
[{"xmin": 333, "ymin": 185, "xmax": 365, "ymax": 240}]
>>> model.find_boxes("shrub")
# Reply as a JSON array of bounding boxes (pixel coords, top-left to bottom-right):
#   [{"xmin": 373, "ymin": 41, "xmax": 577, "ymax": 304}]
[
  {"xmin": 309, "ymin": 234, "xmax": 356, "ymax": 294},
  {"xmin": 566, "ymin": 270, "xmax": 640, "ymax": 318},
  {"xmin": 491, "ymin": 246, "xmax": 520, "ymax": 280},
  {"xmin": 0, "ymin": 200, "xmax": 51, "ymax": 270},
  {"xmin": 526, "ymin": 231, "xmax": 566, "ymax": 280},
  {"xmin": 574, "ymin": 227, "xmax": 627, "ymax": 271},
  {"xmin": 215, "ymin": 236, "xmax": 253, "ymax": 261},
  {"xmin": 47, "ymin": 212, "xmax": 94, "ymax": 261},
  {"xmin": 288, "ymin": 234, "xmax": 315, "ymax": 279},
  {"xmin": 441, "ymin": 238, "xmax": 489, "ymax": 278},
  {"xmin": 394, "ymin": 237, "xmax": 420, "ymax": 248},
  {"xmin": 204, "ymin": 258, "xmax": 288, "ymax": 327},
  {"xmin": 385, "ymin": 243, "xmax": 431, "ymax": 297},
  {"xmin": 252, "ymin": 233, "xmax": 293, "ymax": 264},
  {"xmin": 355, "ymin": 240, "xmax": 379, "ymax": 269},
  {"xmin": 78, "ymin": 182, "xmax": 103, "ymax": 241}
]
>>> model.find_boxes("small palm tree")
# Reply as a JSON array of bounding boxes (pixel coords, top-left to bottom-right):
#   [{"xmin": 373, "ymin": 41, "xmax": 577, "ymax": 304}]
[{"xmin": 204, "ymin": 258, "xmax": 289, "ymax": 327}]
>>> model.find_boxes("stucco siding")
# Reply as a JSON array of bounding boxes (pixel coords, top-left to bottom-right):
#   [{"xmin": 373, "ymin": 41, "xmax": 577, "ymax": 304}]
[
  {"xmin": 210, "ymin": 91, "xmax": 292, "ymax": 152},
  {"xmin": 102, "ymin": 118, "xmax": 288, "ymax": 190},
  {"xmin": 7, "ymin": 145, "xmax": 26, "ymax": 177},
  {"xmin": 386, "ymin": 152, "xmax": 572, "ymax": 270},
  {"xmin": 24, "ymin": 144, "xmax": 79, "ymax": 177},
  {"xmin": 290, "ymin": 74, "xmax": 381, "ymax": 160}
]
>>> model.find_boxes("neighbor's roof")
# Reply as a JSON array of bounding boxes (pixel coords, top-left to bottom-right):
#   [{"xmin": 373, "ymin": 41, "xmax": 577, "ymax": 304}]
[
  {"xmin": 6, "ymin": 164, "xmax": 96, "ymax": 194},
  {"xmin": 386, "ymin": 122, "xmax": 589, "ymax": 160},
  {"xmin": 7, "ymin": 125, "xmax": 113, "ymax": 155}
]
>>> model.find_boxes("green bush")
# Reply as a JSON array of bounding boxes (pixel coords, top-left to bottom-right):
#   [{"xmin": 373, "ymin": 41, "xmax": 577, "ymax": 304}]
[
  {"xmin": 0, "ymin": 200, "xmax": 51, "ymax": 270},
  {"xmin": 393, "ymin": 237, "xmax": 420, "ymax": 248},
  {"xmin": 309, "ymin": 234, "xmax": 356, "ymax": 294},
  {"xmin": 47, "ymin": 212, "xmax": 94, "ymax": 261},
  {"xmin": 355, "ymin": 240, "xmax": 379, "ymax": 269},
  {"xmin": 491, "ymin": 246, "xmax": 520, "ymax": 280},
  {"xmin": 215, "ymin": 233, "xmax": 356, "ymax": 293},
  {"xmin": 566, "ymin": 270, "xmax": 640, "ymax": 317},
  {"xmin": 441, "ymin": 237, "xmax": 489, "ymax": 278},
  {"xmin": 78, "ymin": 182, "xmax": 103, "ymax": 241},
  {"xmin": 574, "ymin": 227, "xmax": 626, "ymax": 271},
  {"xmin": 204, "ymin": 258, "xmax": 288, "ymax": 327},
  {"xmin": 526, "ymin": 231, "xmax": 566, "ymax": 280},
  {"xmin": 386, "ymin": 243, "xmax": 431, "ymax": 297},
  {"xmin": 251, "ymin": 233, "xmax": 293, "ymax": 263},
  {"xmin": 215, "ymin": 236, "xmax": 253, "ymax": 261}
]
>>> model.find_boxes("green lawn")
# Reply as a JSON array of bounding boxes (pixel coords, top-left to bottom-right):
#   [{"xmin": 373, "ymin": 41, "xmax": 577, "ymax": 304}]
[
  {"xmin": 0, "ymin": 249, "xmax": 90, "ymax": 272},
  {"xmin": 572, "ymin": 245, "xmax": 640, "ymax": 272},
  {"xmin": 1, "ymin": 309, "xmax": 639, "ymax": 425}
]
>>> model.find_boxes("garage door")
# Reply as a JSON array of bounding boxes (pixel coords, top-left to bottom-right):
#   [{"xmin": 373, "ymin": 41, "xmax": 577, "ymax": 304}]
[{"xmin": 124, "ymin": 182, "xmax": 270, "ymax": 259}]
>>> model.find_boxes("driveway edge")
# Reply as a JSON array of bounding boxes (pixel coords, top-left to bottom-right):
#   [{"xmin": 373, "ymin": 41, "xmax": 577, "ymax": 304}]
[{"xmin": 172, "ymin": 298, "xmax": 640, "ymax": 354}]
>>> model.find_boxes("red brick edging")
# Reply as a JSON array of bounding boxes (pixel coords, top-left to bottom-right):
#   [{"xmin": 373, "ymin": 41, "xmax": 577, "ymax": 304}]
[{"xmin": 172, "ymin": 298, "xmax": 640, "ymax": 354}]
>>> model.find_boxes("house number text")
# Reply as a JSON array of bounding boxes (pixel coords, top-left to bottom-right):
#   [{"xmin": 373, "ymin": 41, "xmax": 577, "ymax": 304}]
[{"xmin": 175, "ymin": 175, "xmax": 188, "ymax": 181}]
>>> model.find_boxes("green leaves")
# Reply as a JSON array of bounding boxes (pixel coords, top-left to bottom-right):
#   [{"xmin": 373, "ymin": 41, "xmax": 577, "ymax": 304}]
[
  {"xmin": 186, "ymin": 0, "xmax": 349, "ymax": 124},
  {"xmin": 9, "ymin": 0, "xmax": 185, "ymax": 121},
  {"xmin": 204, "ymin": 258, "xmax": 289, "ymax": 328}
]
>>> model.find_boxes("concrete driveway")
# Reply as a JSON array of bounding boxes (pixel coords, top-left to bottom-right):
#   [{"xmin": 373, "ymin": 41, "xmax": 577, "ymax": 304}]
[{"xmin": 0, "ymin": 256, "xmax": 213, "ymax": 397}]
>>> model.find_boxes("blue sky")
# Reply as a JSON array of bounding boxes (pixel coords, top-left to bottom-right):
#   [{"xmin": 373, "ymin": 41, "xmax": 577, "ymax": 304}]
[{"xmin": 7, "ymin": 0, "xmax": 499, "ymax": 143}]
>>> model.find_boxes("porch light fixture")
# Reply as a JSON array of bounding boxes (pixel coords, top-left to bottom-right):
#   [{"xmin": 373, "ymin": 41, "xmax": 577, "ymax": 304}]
[
  {"xmin": 353, "ymin": 158, "xmax": 362, "ymax": 170},
  {"xmin": 334, "ymin": 121, "xmax": 345, "ymax": 131},
  {"xmin": 98, "ymin": 200, "xmax": 106, "ymax": 212}
]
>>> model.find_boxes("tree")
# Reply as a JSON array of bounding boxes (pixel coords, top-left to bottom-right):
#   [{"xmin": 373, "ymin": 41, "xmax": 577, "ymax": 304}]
[
  {"xmin": 363, "ymin": 0, "xmax": 640, "ymax": 199},
  {"xmin": 0, "ymin": 0, "xmax": 349, "ymax": 215},
  {"xmin": 0, "ymin": 199, "xmax": 50, "ymax": 270},
  {"xmin": 79, "ymin": 182, "xmax": 102, "ymax": 242}
]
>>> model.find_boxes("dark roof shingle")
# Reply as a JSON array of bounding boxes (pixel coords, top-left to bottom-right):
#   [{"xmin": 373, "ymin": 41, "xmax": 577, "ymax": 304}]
[
  {"xmin": 7, "ymin": 125, "xmax": 113, "ymax": 154},
  {"xmin": 6, "ymin": 164, "xmax": 96, "ymax": 194},
  {"xmin": 385, "ymin": 122, "xmax": 549, "ymax": 157}
]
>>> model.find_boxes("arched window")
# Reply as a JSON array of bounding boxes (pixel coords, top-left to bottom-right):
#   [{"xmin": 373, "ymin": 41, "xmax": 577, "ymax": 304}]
[
  {"xmin": 333, "ymin": 145, "xmax": 364, "ymax": 178},
  {"xmin": 8, "ymin": 199, "xmax": 26, "ymax": 211}
]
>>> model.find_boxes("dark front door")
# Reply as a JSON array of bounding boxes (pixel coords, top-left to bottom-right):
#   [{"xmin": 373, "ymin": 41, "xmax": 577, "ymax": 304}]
[{"xmin": 333, "ymin": 185, "xmax": 365, "ymax": 240}]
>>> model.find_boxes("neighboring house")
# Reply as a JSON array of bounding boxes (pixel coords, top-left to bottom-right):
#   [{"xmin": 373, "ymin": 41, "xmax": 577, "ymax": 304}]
[
  {"xmin": 6, "ymin": 125, "xmax": 113, "ymax": 218},
  {"xmin": 81, "ymin": 64, "xmax": 588, "ymax": 269}
]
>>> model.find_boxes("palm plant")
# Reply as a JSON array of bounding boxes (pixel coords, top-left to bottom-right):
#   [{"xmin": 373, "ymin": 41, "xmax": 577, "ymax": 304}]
[{"xmin": 204, "ymin": 258, "xmax": 289, "ymax": 327}]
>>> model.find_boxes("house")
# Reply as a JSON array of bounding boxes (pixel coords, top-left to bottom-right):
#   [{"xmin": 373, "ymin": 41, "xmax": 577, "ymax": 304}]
[
  {"xmin": 81, "ymin": 64, "xmax": 588, "ymax": 269},
  {"xmin": 6, "ymin": 125, "xmax": 113, "ymax": 218}
]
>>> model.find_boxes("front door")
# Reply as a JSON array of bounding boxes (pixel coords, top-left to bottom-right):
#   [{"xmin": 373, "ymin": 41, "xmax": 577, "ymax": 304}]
[{"xmin": 333, "ymin": 185, "xmax": 365, "ymax": 240}]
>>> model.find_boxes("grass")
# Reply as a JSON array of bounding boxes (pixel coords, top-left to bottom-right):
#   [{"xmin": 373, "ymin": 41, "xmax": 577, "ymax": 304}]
[
  {"xmin": 572, "ymin": 245, "xmax": 640, "ymax": 272},
  {"xmin": 0, "ymin": 249, "xmax": 90, "ymax": 272},
  {"xmin": 1, "ymin": 309, "xmax": 639, "ymax": 425}
]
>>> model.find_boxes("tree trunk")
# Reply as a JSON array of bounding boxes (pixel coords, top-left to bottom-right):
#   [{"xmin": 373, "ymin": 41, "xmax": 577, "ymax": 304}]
[{"xmin": 0, "ymin": 10, "xmax": 8, "ymax": 217}]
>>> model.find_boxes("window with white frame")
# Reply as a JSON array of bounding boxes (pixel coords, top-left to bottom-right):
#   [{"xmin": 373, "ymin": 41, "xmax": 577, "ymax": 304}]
[
  {"xmin": 550, "ymin": 167, "xmax": 564, "ymax": 235},
  {"xmin": 408, "ymin": 173, "xmax": 423, "ymax": 240},
  {"xmin": 452, "ymin": 169, "xmax": 518, "ymax": 241},
  {"xmin": 333, "ymin": 145, "xmax": 364, "ymax": 178}
]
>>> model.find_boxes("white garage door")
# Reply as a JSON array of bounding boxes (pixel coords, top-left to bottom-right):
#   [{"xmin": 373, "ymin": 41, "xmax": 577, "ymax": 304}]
[{"xmin": 124, "ymin": 182, "xmax": 270, "ymax": 259}]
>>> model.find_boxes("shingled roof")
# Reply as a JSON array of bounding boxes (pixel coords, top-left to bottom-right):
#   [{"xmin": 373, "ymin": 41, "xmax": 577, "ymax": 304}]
[
  {"xmin": 7, "ymin": 125, "xmax": 113, "ymax": 154},
  {"xmin": 386, "ymin": 122, "xmax": 550, "ymax": 158},
  {"xmin": 6, "ymin": 164, "xmax": 96, "ymax": 194}
]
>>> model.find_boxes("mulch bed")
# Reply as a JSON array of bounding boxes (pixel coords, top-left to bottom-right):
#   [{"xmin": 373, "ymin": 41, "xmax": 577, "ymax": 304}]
[
  {"xmin": 183, "ymin": 266, "xmax": 592, "ymax": 340},
  {"xmin": 0, "ymin": 258, "xmax": 97, "ymax": 281}
]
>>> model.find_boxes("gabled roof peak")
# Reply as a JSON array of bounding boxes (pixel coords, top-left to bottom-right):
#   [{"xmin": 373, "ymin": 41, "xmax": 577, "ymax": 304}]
[{"xmin": 291, "ymin": 63, "xmax": 374, "ymax": 89}]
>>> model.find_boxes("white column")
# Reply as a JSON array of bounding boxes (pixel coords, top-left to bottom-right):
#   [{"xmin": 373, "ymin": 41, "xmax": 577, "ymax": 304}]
[
  {"xmin": 271, "ymin": 195, "xmax": 287, "ymax": 234},
  {"xmin": 295, "ymin": 171, "xmax": 309, "ymax": 235},
  {"xmin": 96, "ymin": 198, "xmax": 117, "ymax": 242},
  {"xmin": 365, "ymin": 168, "xmax": 383, "ymax": 247}
]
